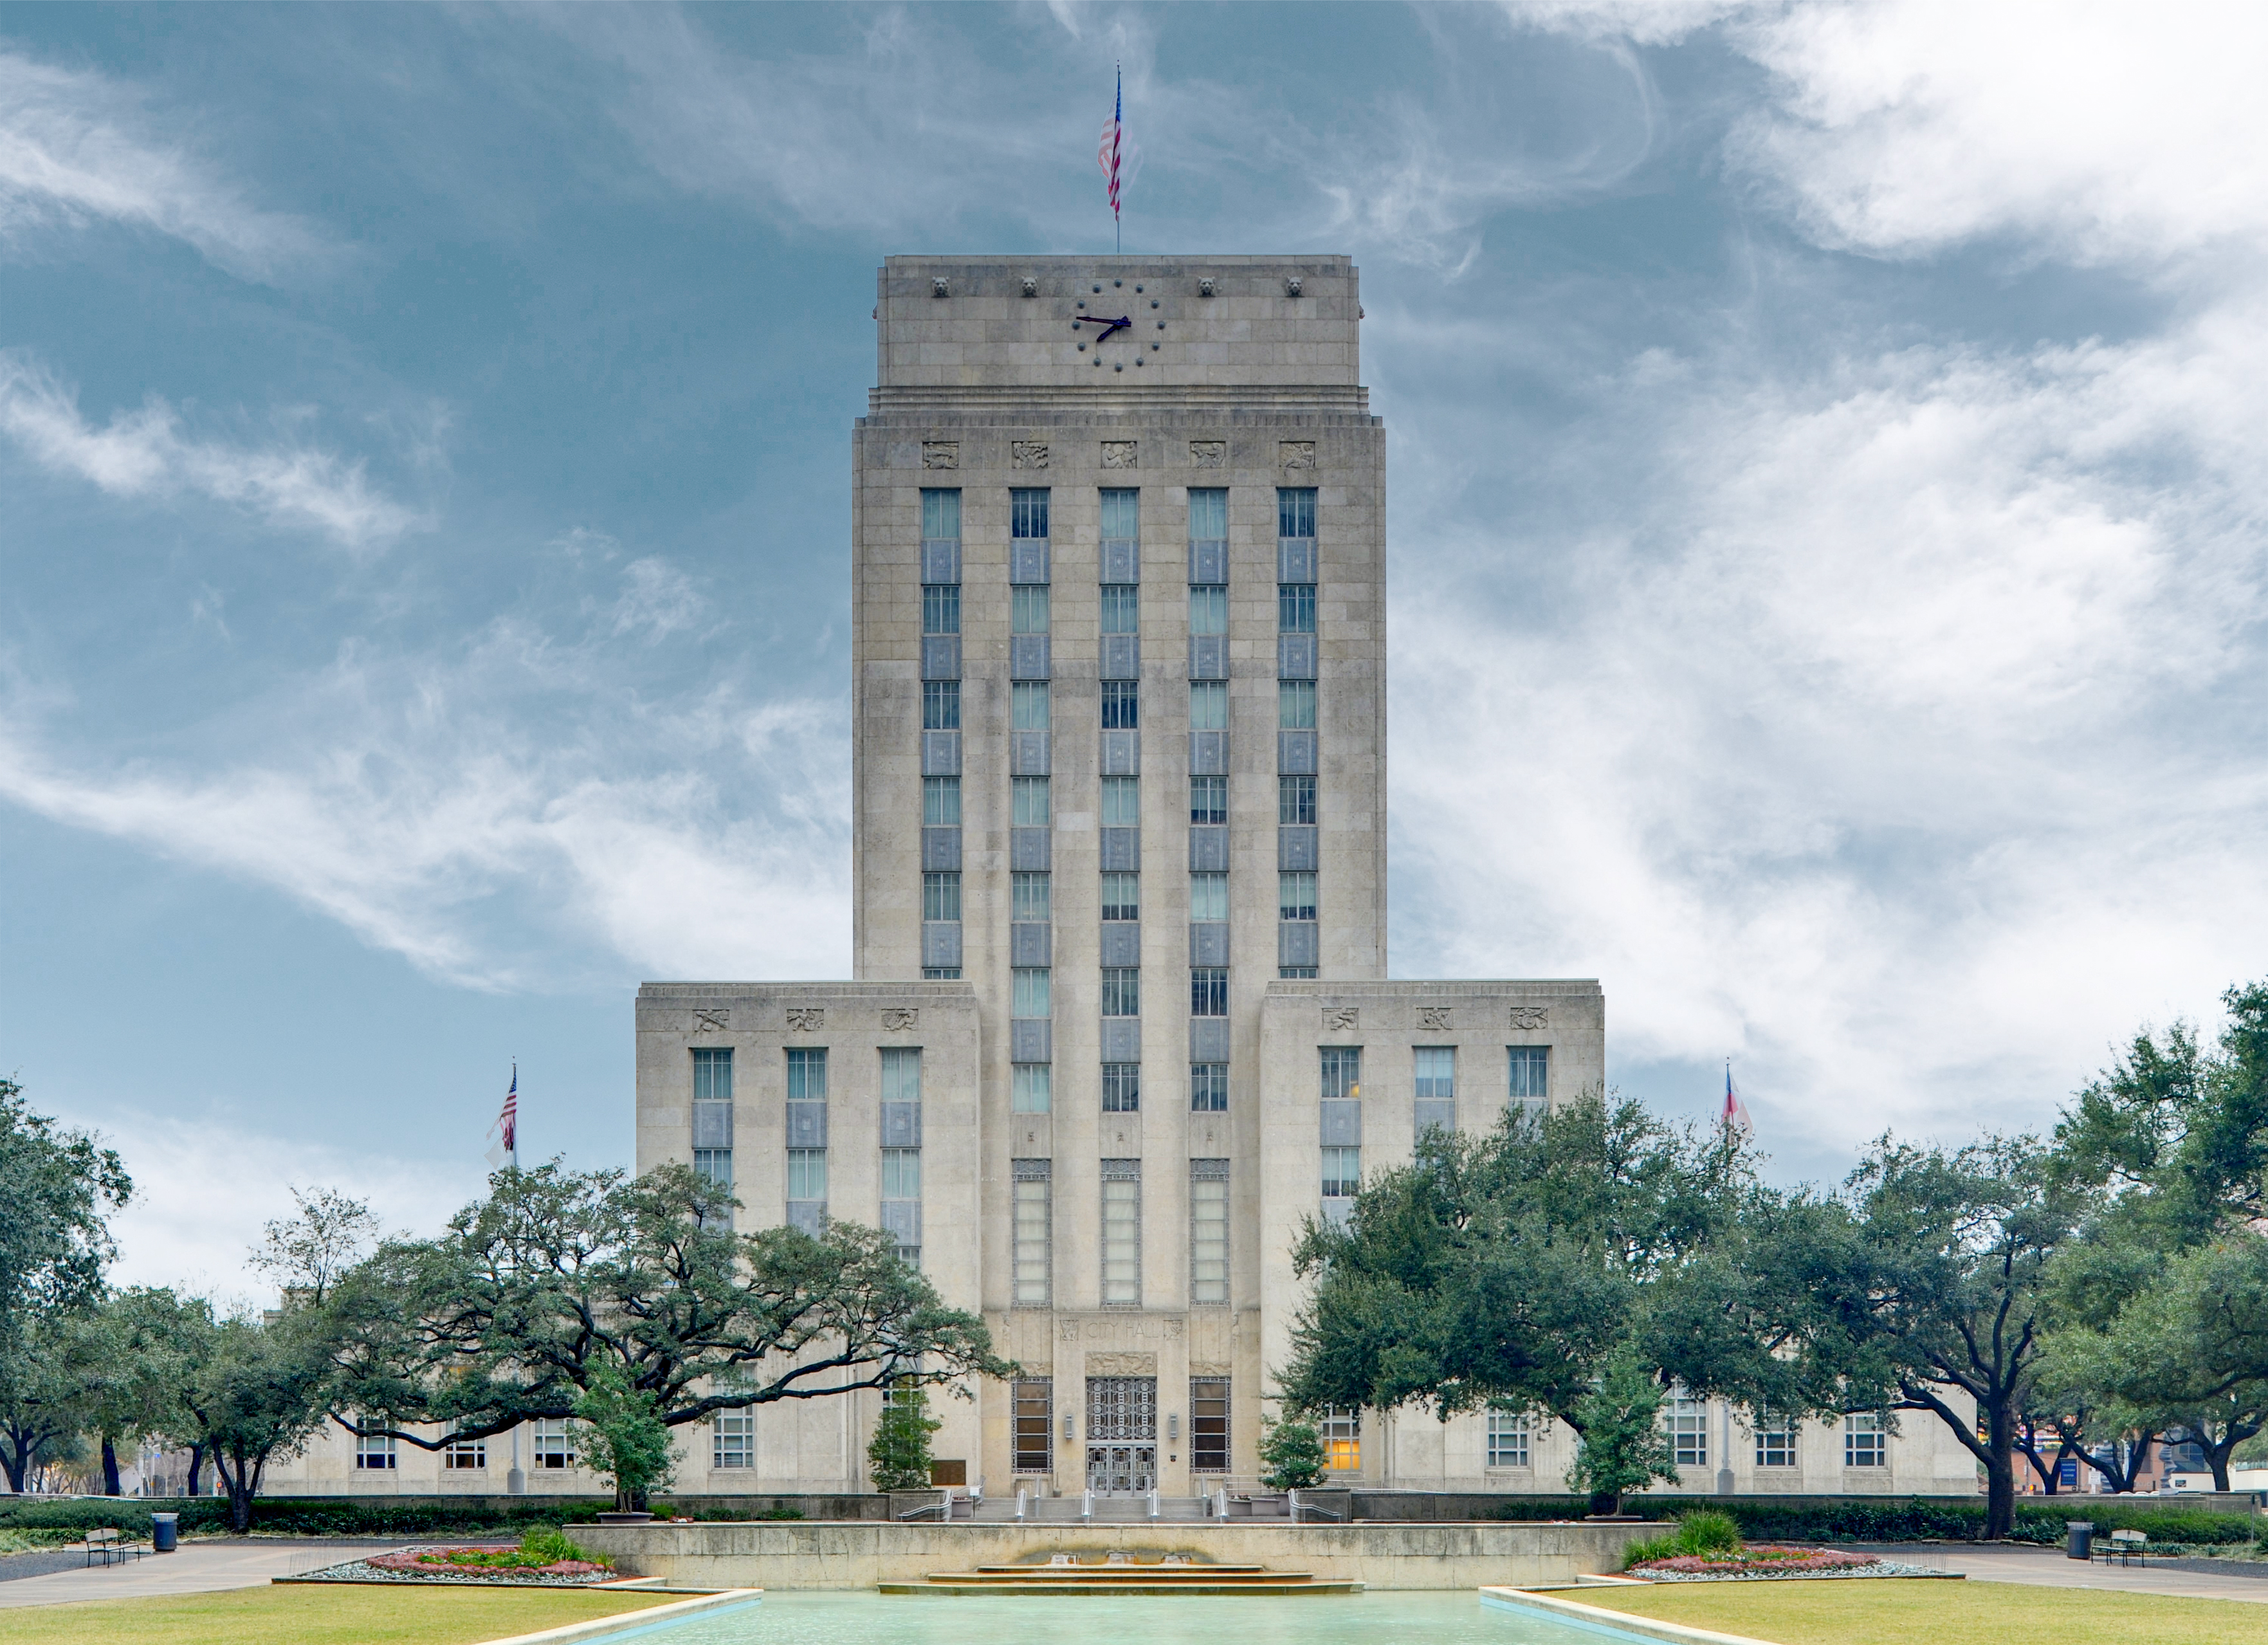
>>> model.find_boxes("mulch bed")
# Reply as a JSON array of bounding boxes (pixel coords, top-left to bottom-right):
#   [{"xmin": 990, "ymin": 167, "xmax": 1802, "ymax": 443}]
[
  {"xmin": 285, "ymin": 1545, "xmax": 623, "ymax": 1588},
  {"xmin": 1632, "ymin": 1547, "xmax": 1955, "ymax": 1582}
]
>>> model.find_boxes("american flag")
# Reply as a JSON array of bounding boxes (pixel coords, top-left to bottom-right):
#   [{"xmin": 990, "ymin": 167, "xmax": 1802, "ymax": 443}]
[
  {"xmin": 1097, "ymin": 66, "xmax": 1123, "ymax": 230},
  {"xmin": 485, "ymin": 1066, "xmax": 518, "ymax": 1169}
]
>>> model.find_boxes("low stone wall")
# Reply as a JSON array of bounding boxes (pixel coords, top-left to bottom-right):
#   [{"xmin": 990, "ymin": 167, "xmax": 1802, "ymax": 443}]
[{"xmin": 572, "ymin": 1519, "xmax": 1659, "ymax": 1591}]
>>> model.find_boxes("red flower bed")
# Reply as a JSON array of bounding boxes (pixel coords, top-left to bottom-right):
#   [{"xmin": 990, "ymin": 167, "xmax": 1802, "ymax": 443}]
[
  {"xmin": 1634, "ymin": 1546, "xmax": 1879, "ymax": 1576},
  {"xmin": 365, "ymin": 1546, "xmax": 611, "ymax": 1578}
]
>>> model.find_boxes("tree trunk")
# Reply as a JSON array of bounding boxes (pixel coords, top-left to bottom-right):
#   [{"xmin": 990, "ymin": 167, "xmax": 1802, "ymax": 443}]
[
  {"xmin": 186, "ymin": 1442, "xmax": 206, "ymax": 1498},
  {"xmin": 0, "ymin": 1434, "xmax": 25, "ymax": 1494},
  {"xmin": 1588, "ymin": 1489, "xmax": 1621, "ymax": 1517},
  {"xmin": 1984, "ymin": 1406, "xmax": 2017, "ymax": 1540},
  {"xmin": 101, "ymin": 1435, "xmax": 122, "ymax": 1496}
]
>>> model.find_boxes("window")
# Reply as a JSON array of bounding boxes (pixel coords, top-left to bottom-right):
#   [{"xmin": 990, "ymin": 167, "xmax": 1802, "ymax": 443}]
[
  {"xmin": 1012, "ymin": 585, "xmax": 1050, "ymax": 634},
  {"xmin": 1189, "ymin": 872, "xmax": 1227, "ymax": 922},
  {"xmin": 1666, "ymin": 1387, "xmax": 1708, "ymax": 1469},
  {"xmin": 1321, "ymin": 1045, "xmax": 1362, "ymax": 1100},
  {"xmin": 1014, "ymin": 1378, "xmax": 1054, "ymax": 1470},
  {"xmin": 1414, "ymin": 1047, "xmax": 1455, "ymax": 1101},
  {"xmin": 787, "ymin": 1047, "xmax": 827, "ymax": 1101},
  {"xmin": 1279, "ymin": 774, "xmax": 1317, "ymax": 825},
  {"xmin": 1279, "ymin": 680, "xmax": 1316, "ymax": 729},
  {"xmin": 1191, "ymin": 1063, "xmax": 1229, "ymax": 1112},
  {"xmin": 1188, "ymin": 681, "xmax": 1229, "ymax": 731},
  {"xmin": 692, "ymin": 1046, "xmax": 733, "ymax": 1103},
  {"xmin": 922, "ymin": 584, "xmax": 960, "ymax": 634},
  {"xmin": 693, "ymin": 1148, "xmax": 733, "ymax": 1191},
  {"xmin": 1279, "ymin": 870, "xmax": 1317, "ymax": 921},
  {"xmin": 881, "ymin": 1045, "xmax": 922, "ymax": 1103},
  {"xmin": 1013, "ymin": 872, "xmax": 1052, "ymax": 923},
  {"xmin": 882, "ymin": 1147, "xmax": 922, "ymax": 1199},
  {"xmin": 1101, "ymin": 1161, "xmax": 1140, "ymax": 1305},
  {"xmin": 922, "ymin": 967, "xmax": 961, "ymax": 980},
  {"xmin": 1191, "ymin": 968, "xmax": 1228, "ymax": 1016},
  {"xmin": 443, "ymin": 1429, "xmax": 486, "ymax": 1471},
  {"xmin": 1191, "ymin": 1161, "xmax": 1229, "ymax": 1305},
  {"xmin": 1101, "ymin": 487, "xmax": 1140, "ymax": 539},
  {"xmin": 922, "ymin": 488, "xmax": 962, "ymax": 540},
  {"xmin": 1190, "ymin": 775, "xmax": 1227, "ymax": 825},
  {"xmin": 713, "ymin": 1408, "xmax": 755, "ymax": 1469},
  {"xmin": 354, "ymin": 1421, "xmax": 396, "ymax": 1470},
  {"xmin": 787, "ymin": 1148, "xmax": 827, "ymax": 1201},
  {"xmin": 923, "ymin": 775, "xmax": 961, "ymax": 826},
  {"xmin": 532, "ymin": 1419, "xmax": 576, "ymax": 1470},
  {"xmin": 1100, "ymin": 584, "xmax": 1140, "ymax": 634},
  {"xmin": 1101, "ymin": 968, "xmax": 1141, "ymax": 1017},
  {"xmin": 1189, "ymin": 585, "xmax": 1227, "ymax": 635},
  {"xmin": 1845, "ymin": 1411, "xmax": 1888, "ymax": 1467},
  {"xmin": 1277, "ymin": 584, "xmax": 1317, "ymax": 633},
  {"xmin": 1102, "ymin": 776, "xmax": 1141, "ymax": 825},
  {"xmin": 1278, "ymin": 488, "xmax": 1317, "ymax": 538},
  {"xmin": 1012, "ymin": 1065, "xmax": 1052, "ymax": 1113},
  {"xmin": 1280, "ymin": 966, "xmax": 1318, "ymax": 979},
  {"xmin": 1320, "ymin": 1406, "xmax": 1359, "ymax": 1471},
  {"xmin": 1755, "ymin": 1409, "xmax": 1797, "ymax": 1469},
  {"xmin": 1012, "ymin": 776, "xmax": 1051, "ymax": 826},
  {"xmin": 922, "ymin": 679, "xmax": 960, "ymax": 730},
  {"xmin": 1012, "ymin": 681, "xmax": 1051, "ymax": 731},
  {"xmin": 1508, "ymin": 1046, "xmax": 1550, "ymax": 1114},
  {"xmin": 1321, "ymin": 1146, "xmax": 1362, "ymax": 1200},
  {"xmin": 1189, "ymin": 487, "xmax": 1228, "ymax": 540},
  {"xmin": 922, "ymin": 871, "xmax": 960, "ymax": 923},
  {"xmin": 1101, "ymin": 680, "xmax": 1140, "ymax": 729},
  {"xmin": 1011, "ymin": 488, "xmax": 1049, "ymax": 538},
  {"xmin": 1191, "ymin": 1377, "xmax": 1231, "ymax": 1471},
  {"xmin": 1486, "ymin": 1411, "xmax": 1532, "ymax": 1469},
  {"xmin": 1013, "ymin": 1163, "xmax": 1052, "ymax": 1306},
  {"xmin": 1013, "ymin": 967, "xmax": 1052, "ymax": 1018},
  {"xmin": 1101, "ymin": 1063, "xmax": 1141, "ymax": 1112},
  {"xmin": 1100, "ymin": 871, "xmax": 1139, "ymax": 921}
]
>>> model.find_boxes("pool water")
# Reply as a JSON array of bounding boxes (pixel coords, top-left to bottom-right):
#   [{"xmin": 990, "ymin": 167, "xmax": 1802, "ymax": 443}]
[{"xmin": 631, "ymin": 1590, "xmax": 1657, "ymax": 1645}]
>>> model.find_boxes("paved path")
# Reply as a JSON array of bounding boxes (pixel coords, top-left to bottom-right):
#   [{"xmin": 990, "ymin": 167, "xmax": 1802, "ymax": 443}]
[
  {"xmin": 0, "ymin": 1537, "xmax": 413, "ymax": 1610},
  {"xmin": 1858, "ymin": 1541, "xmax": 2268, "ymax": 1604}
]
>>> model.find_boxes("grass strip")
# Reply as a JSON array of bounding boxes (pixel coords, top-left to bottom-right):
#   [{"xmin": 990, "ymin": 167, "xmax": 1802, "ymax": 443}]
[
  {"xmin": 0, "ymin": 1583, "xmax": 676, "ymax": 1645},
  {"xmin": 1575, "ymin": 1577, "xmax": 2265, "ymax": 1645}
]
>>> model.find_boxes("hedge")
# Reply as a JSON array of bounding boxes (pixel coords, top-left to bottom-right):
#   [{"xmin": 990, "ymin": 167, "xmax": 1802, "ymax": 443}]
[
  {"xmin": 1479, "ymin": 1493, "xmax": 2260, "ymax": 1545},
  {"xmin": 0, "ymin": 1494, "xmax": 823, "ymax": 1537}
]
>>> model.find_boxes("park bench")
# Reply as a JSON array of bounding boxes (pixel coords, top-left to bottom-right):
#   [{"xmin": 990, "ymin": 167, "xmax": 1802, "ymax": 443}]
[
  {"xmin": 2098, "ymin": 1529, "xmax": 2154, "ymax": 1566},
  {"xmin": 79, "ymin": 1526, "xmax": 147, "ymax": 1567}
]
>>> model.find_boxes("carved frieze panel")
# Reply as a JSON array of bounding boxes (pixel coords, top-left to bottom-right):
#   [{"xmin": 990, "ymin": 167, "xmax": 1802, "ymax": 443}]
[
  {"xmin": 785, "ymin": 1007, "xmax": 825, "ymax": 1033},
  {"xmin": 1280, "ymin": 440, "xmax": 1317, "ymax": 470},
  {"xmin": 1418, "ymin": 1007, "xmax": 1452, "ymax": 1031},
  {"xmin": 921, "ymin": 441, "xmax": 958, "ymax": 470},
  {"xmin": 1509, "ymin": 1006, "xmax": 1550, "ymax": 1031},
  {"xmin": 1101, "ymin": 440, "xmax": 1138, "ymax": 469},
  {"xmin": 691, "ymin": 1008, "xmax": 729, "ymax": 1034},
  {"xmin": 1190, "ymin": 439, "xmax": 1225, "ymax": 468},
  {"xmin": 1325, "ymin": 1006, "xmax": 1358, "ymax": 1032},
  {"xmin": 1012, "ymin": 441, "xmax": 1050, "ymax": 470},
  {"xmin": 881, "ymin": 1008, "xmax": 919, "ymax": 1032}
]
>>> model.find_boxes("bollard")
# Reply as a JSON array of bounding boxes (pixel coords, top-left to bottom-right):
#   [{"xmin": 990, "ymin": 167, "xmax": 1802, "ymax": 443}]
[
  {"xmin": 1288, "ymin": 1487, "xmax": 1301, "ymax": 1523},
  {"xmin": 1148, "ymin": 1487, "xmax": 1160, "ymax": 1521},
  {"xmin": 1016, "ymin": 1487, "xmax": 1027, "ymax": 1522},
  {"xmin": 1081, "ymin": 1487, "xmax": 1094, "ymax": 1524}
]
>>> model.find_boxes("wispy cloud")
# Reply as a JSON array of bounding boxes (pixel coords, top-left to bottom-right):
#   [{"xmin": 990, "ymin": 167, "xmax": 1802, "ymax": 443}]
[
  {"xmin": 0, "ymin": 47, "xmax": 329, "ymax": 281},
  {"xmin": 0, "ymin": 354, "xmax": 423, "ymax": 551}
]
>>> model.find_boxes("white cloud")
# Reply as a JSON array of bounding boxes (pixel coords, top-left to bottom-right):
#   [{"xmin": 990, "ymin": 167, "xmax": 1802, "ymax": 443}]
[
  {"xmin": 0, "ymin": 354, "xmax": 423, "ymax": 551},
  {"xmin": 0, "ymin": 48, "xmax": 327, "ymax": 280}
]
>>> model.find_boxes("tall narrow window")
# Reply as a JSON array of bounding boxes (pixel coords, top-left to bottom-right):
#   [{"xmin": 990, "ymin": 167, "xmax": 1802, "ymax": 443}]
[
  {"xmin": 1100, "ymin": 584, "xmax": 1140, "ymax": 634},
  {"xmin": 922, "ymin": 871, "xmax": 960, "ymax": 922},
  {"xmin": 1012, "ymin": 871, "xmax": 1051, "ymax": 923},
  {"xmin": 1011, "ymin": 1065, "xmax": 1052, "ymax": 1113},
  {"xmin": 1190, "ymin": 681, "xmax": 1228, "ymax": 730},
  {"xmin": 1012, "ymin": 585, "xmax": 1050, "ymax": 634},
  {"xmin": 1279, "ymin": 774, "xmax": 1317, "ymax": 825},
  {"xmin": 1101, "ymin": 680, "xmax": 1140, "ymax": 729},
  {"xmin": 1321, "ymin": 1146, "xmax": 1362, "ymax": 1200},
  {"xmin": 692, "ymin": 1148, "xmax": 733, "ymax": 1193},
  {"xmin": 1190, "ymin": 1063, "xmax": 1228, "ymax": 1112},
  {"xmin": 1013, "ymin": 1377, "xmax": 1054, "ymax": 1469},
  {"xmin": 1319, "ymin": 1406, "xmax": 1359, "ymax": 1472},
  {"xmin": 881, "ymin": 1150, "xmax": 922, "ymax": 1206},
  {"xmin": 1486, "ymin": 1411, "xmax": 1531, "ymax": 1469},
  {"xmin": 1277, "ymin": 488, "xmax": 1317, "ymax": 538},
  {"xmin": 881, "ymin": 1045, "xmax": 922, "ymax": 1103},
  {"xmin": 1011, "ymin": 488, "xmax": 1050, "ymax": 539},
  {"xmin": 1101, "ymin": 488, "xmax": 1140, "ymax": 539},
  {"xmin": 1102, "ymin": 776, "xmax": 1141, "ymax": 825},
  {"xmin": 693, "ymin": 1046, "xmax": 733, "ymax": 1102},
  {"xmin": 1189, "ymin": 585, "xmax": 1227, "ymax": 634},
  {"xmin": 1755, "ymin": 1409, "xmax": 1797, "ymax": 1469},
  {"xmin": 1845, "ymin": 1411, "xmax": 1888, "ymax": 1467},
  {"xmin": 1320, "ymin": 1046, "xmax": 1362, "ymax": 1100},
  {"xmin": 1189, "ymin": 872, "xmax": 1227, "ymax": 921},
  {"xmin": 1278, "ymin": 870, "xmax": 1317, "ymax": 921},
  {"xmin": 1191, "ymin": 968, "xmax": 1228, "ymax": 1016},
  {"xmin": 1191, "ymin": 1378, "xmax": 1231, "ymax": 1472},
  {"xmin": 1101, "ymin": 1063, "xmax": 1141, "ymax": 1112},
  {"xmin": 1665, "ymin": 1386, "xmax": 1708, "ymax": 1468},
  {"xmin": 1012, "ymin": 776, "xmax": 1051, "ymax": 825},
  {"xmin": 1190, "ymin": 1161, "xmax": 1229, "ymax": 1305},
  {"xmin": 922, "ymin": 488, "xmax": 962, "ymax": 540},
  {"xmin": 1277, "ymin": 584, "xmax": 1317, "ymax": 633},
  {"xmin": 1413, "ymin": 1046, "xmax": 1456, "ymax": 1142},
  {"xmin": 1101, "ymin": 1161, "xmax": 1141, "ymax": 1306},
  {"xmin": 354, "ymin": 1422, "xmax": 397, "ymax": 1470},
  {"xmin": 1279, "ymin": 680, "xmax": 1316, "ymax": 728},
  {"xmin": 1012, "ymin": 681, "xmax": 1051, "ymax": 730},
  {"xmin": 922, "ymin": 679, "xmax": 960, "ymax": 731},
  {"xmin": 1100, "ymin": 872, "xmax": 1140, "ymax": 921},
  {"xmin": 1508, "ymin": 1047, "xmax": 1550, "ymax": 1116},
  {"xmin": 1101, "ymin": 968, "xmax": 1141, "ymax": 1017},
  {"xmin": 786, "ymin": 1148, "xmax": 827, "ymax": 1202},
  {"xmin": 532, "ymin": 1419, "xmax": 576, "ymax": 1469},
  {"xmin": 923, "ymin": 775, "xmax": 961, "ymax": 826},
  {"xmin": 787, "ymin": 1047, "xmax": 827, "ymax": 1101},
  {"xmin": 922, "ymin": 584, "xmax": 961, "ymax": 634},
  {"xmin": 785, "ymin": 1047, "xmax": 827, "ymax": 1231},
  {"xmin": 1189, "ymin": 488, "xmax": 1228, "ymax": 540},
  {"xmin": 713, "ymin": 1407, "xmax": 755, "ymax": 1469},
  {"xmin": 1190, "ymin": 776, "xmax": 1227, "ymax": 825},
  {"xmin": 1012, "ymin": 968, "xmax": 1052, "ymax": 1018}
]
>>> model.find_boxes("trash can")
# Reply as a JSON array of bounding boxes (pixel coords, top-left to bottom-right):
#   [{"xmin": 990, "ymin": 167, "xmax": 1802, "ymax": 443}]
[
  {"xmin": 151, "ymin": 1512, "xmax": 178, "ymax": 1553},
  {"xmin": 2065, "ymin": 1521, "xmax": 2092, "ymax": 1561}
]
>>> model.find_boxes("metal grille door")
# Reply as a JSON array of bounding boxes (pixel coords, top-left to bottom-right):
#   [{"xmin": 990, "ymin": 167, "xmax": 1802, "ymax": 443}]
[{"xmin": 1085, "ymin": 1377, "xmax": 1157, "ymax": 1493}]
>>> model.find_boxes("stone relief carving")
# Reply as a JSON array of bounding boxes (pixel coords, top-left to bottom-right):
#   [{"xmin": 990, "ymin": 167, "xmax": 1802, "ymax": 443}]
[
  {"xmin": 1188, "ymin": 1362, "xmax": 1234, "ymax": 1378},
  {"xmin": 921, "ymin": 441, "xmax": 958, "ymax": 471},
  {"xmin": 1190, "ymin": 439, "xmax": 1225, "ymax": 468},
  {"xmin": 1326, "ymin": 1006, "xmax": 1359, "ymax": 1032},
  {"xmin": 1012, "ymin": 441, "xmax": 1050, "ymax": 470},
  {"xmin": 1417, "ymin": 1007, "xmax": 1452, "ymax": 1031},
  {"xmin": 1509, "ymin": 1006, "xmax": 1550, "ymax": 1031},
  {"xmin": 1100, "ymin": 440, "xmax": 1138, "ymax": 469},
  {"xmin": 1060, "ymin": 1316, "xmax": 1183, "ymax": 1342},
  {"xmin": 1281, "ymin": 440, "xmax": 1317, "ymax": 470},
  {"xmin": 691, "ymin": 1008, "xmax": 729, "ymax": 1034},
  {"xmin": 1086, "ymin": 1352, "xmax": 1159, "ymax": 1376},
  {"xmin": 881, "ymin": 1008, "xmax": 919, "ymax": 1032},
  {"xmin": 930, "ymin": 277, "xmax": 949, "ymax": 298},
  {"xmin": 784, "ymin": 1007, "xmax": 825, "ymax": 1033},
  {"xmin": 1198, "ymin": 277, "xmax": 1216, "ymax": 297},
  {"xmin": 1285, "ymin": 277, "xmax": 1303, "ymax": 297},
  {"xmin": 1021, "ymin": 276, "xmax": 1038, "ymax": 297}
]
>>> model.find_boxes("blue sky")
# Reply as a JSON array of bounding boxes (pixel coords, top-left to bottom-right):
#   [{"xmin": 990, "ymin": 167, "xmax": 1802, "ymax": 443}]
[{"xmin": 3, "ymin": 2, "xmax": 2263, "ymax": 1298}]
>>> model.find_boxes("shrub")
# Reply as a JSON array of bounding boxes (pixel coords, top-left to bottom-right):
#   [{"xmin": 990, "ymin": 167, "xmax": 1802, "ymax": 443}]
[
  {"xmin": 1675, "ymin": 1510, "xmax": 1742, "ymax": 1554},
  {"xmin": 1620, "ymin": 1534, "xmax": 1682, "ymax": 1570},
  {"xmin": 1485, "ymin": 1494, "xmax": 2258, "ymax": 1547},
  {"xmin": 1258, "ymin": 1415, "xmax": 1326, "ymax": 1491},
  {"xmin": 520, "ymin": 1526, "xmax": 601, "ymax": 1565}
]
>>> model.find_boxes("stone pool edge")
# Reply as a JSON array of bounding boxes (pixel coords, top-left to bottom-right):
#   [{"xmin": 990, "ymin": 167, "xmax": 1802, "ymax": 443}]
[
  {"xmin": 1479, "ymin": 1586, "xmax": 1782, "ymax": 1645},
  {"xmin": 473, "ymin": 1588, "xmax": 763, "ymax": 1645}
]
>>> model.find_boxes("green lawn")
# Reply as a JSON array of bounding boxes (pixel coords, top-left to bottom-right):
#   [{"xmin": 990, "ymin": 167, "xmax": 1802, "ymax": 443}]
[
  {"xmin": 0, "ymin": 1584, "xmax": 679, "ymax": 1645},
  {"xmin": 1573, "ymin": 1579, "xmax": 2265, "ymax": 1645}
]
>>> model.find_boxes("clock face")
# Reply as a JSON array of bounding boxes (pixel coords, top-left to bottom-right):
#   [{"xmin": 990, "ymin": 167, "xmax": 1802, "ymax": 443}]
[{"xmin": 1070, "ymin": 282, "xmax": 1163, "ymax": 369}]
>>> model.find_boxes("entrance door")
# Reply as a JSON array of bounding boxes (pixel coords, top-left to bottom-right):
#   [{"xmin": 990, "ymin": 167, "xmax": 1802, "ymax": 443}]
[{"xmin": 1084, "ymin": 1376, "xmax": 1157, "ymax": 1494}]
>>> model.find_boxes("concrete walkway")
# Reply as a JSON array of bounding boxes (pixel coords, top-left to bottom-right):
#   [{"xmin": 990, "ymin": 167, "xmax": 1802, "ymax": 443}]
[
  {"xmin": 0, "ymin": 1537, "xmax": 404, "ymax": 1610},
  {"xmin": 1860, "ymin": 1541, "xmax": 2268, "ymax": 1604}
]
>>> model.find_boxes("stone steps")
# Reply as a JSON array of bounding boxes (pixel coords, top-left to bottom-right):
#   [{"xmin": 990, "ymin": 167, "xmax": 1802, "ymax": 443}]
[{"xmin": 882, "ymin": 1560, "xmax": 1362, "ymax": 1597}]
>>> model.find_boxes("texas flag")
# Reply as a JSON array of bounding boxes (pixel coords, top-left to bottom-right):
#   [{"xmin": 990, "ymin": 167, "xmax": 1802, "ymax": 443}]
[{"xmin": 1721, "ymin": 1063, "xmax": 1753, "ymax": 1139}]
